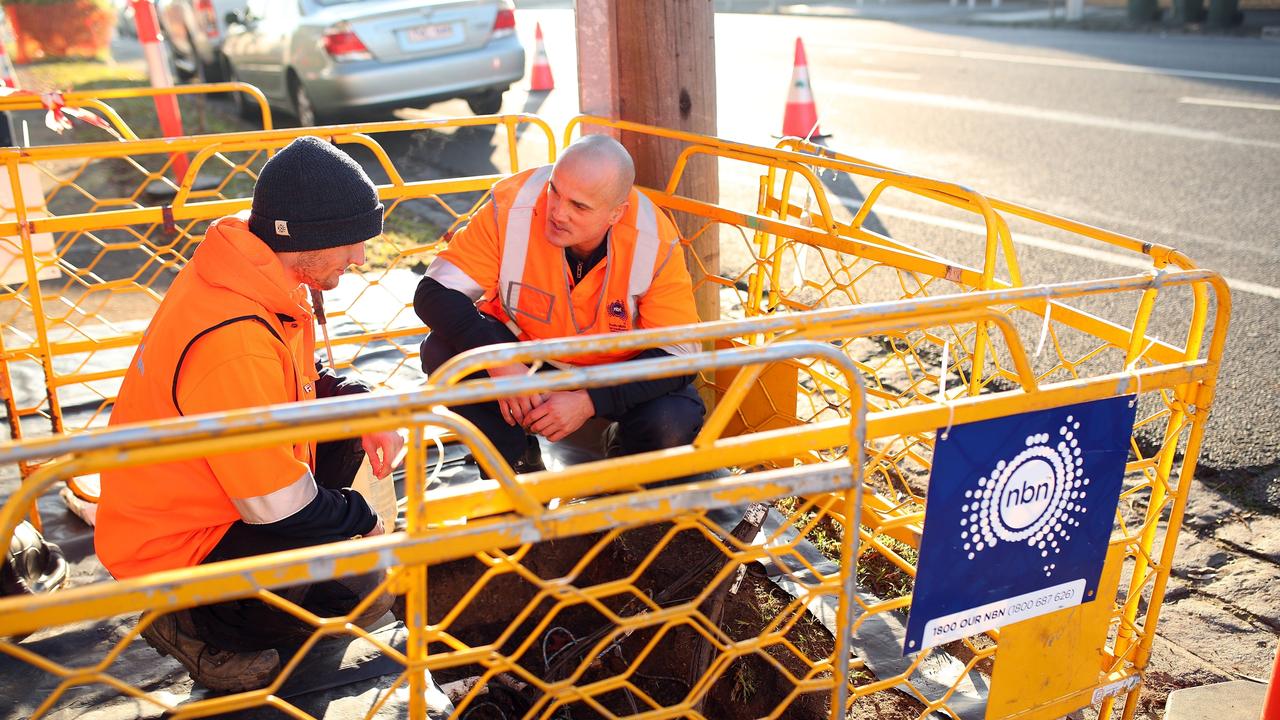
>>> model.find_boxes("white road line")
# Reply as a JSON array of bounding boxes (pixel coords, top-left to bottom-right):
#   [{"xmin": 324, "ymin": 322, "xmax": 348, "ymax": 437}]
[
  {"xmin": 867, "ymin": 202, "xmax": 1280, "ymax": 301},
  {"xmin": 847, "ymin": 69, "xmax": 921, "ymax": 81},
  {"xmin": 822, "ymin": 40, "xmax": 1280, "ymax": 86},
  {"xmin": 1179, "ymin": 96, "xmax": 1280, "ymax": 112},
  {"xmin": 826, "ymin": 81, "xmax": 1280, "ymax": 150}
]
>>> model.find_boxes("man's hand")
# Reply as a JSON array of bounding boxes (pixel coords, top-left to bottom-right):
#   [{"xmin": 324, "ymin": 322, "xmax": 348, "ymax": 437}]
[
  {"xmin": 365, "ymin": 516, "xmax": 386, "ymax": 537},
  {"xmin": 487, "ymin": 362, "xmax": 547, "ymax": 426},
  {"xmin": 361, "ymin": 431, "xmax": 405, "ymax": 479},
  {"xmin": 524, "ymin": 390, "xmax": 594, "ymax": 442}
]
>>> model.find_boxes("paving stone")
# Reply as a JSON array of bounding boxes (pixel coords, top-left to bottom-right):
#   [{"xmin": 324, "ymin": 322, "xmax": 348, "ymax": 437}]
[
  {"xmin": 1214, "ymin": 512, "xmax": 1280, "ymax": 564},
  {"xmin": 1199, "ymin": 556, "xmax": 1280, "ymax": 630},
  {"xmin": 1162, "ymin": 573, "xmax": 1194, "ymax": 602},
  {"xmin": 1173, "ymin": 530, "xmax": 1233, "ymax": 582},
  {"xmin": 1164, "ymin": 680, "xmax": 1267, "ymax": 720},
  {"xmin": 1156, "ymin": 597, "xmax": 1278, "ymax": 678},
  {"xmin": 1182, "ymin": 480, "xmax": 1240, "ymax": 532}
]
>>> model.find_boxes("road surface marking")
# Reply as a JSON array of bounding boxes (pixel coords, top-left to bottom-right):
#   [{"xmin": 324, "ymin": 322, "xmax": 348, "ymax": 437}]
[
  {"xmin": 823, "ymin": 41, "xmax": 1280, "ymax": 86},
  {"xmin": 826, "ymin": 82, "xmax": 1280, "ymax": 150},
  {"xmin": 1179, "ymin": 96, "xmax": 1280, "ymax": 112},
  {"xmin": 847, "ymin": 69, "xmax": 921, "ymax": 81},
  {"xmin": 867, "ymin": 202, "xmax": 1280, "ymax": 301}
]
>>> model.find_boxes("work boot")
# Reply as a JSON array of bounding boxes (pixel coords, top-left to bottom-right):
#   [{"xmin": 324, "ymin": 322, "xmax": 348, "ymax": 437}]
[
  {"xmin": 512, "ymin": 435, "xmax": 546, "ymax": 474},
  {"xmin": 140, "ymin": 611, "xmax": 280, "ymax": 693},
  {"xmin": 474, "ymin": 435, "xmax": 546, "ymax": 478}
]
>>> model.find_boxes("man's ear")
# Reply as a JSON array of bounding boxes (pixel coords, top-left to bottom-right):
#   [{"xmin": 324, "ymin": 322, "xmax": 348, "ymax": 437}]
[{"xmin": 608, "ymin": 201, "xmax": 629, "ymax": 226}]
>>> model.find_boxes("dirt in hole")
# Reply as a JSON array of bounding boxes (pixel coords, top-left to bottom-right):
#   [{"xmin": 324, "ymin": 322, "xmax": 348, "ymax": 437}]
[{"xmin": 418, "ymin": 521, "xmax": 925, "ymax": 719}]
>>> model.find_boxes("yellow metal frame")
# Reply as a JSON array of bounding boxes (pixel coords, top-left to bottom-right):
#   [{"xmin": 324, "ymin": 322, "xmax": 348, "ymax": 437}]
[
  {"xmin": 0, "ymin": 115, "xmax": 1229, "ymax": 719},
  {"xmin": 0, "ymin": 114, "xmax": 557, "ymax": 470},
  {"xmin": 2, "ymin": 335, "xmax": 870, "ymax": 719},
  {"xmin": 0, "ymin": 82, "xmax": 274, "ymax": 140}
]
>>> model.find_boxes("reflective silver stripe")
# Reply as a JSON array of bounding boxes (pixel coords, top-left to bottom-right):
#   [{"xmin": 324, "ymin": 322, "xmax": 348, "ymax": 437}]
[
  {"xmin": 626, "ymin": 192, "xmax": 662, "ymax": 321},
  {"xmin": 424, "ymin": 258, "xmax": 484, "ymax": 301},
  {"xmin": 661, "ymin": 342, "xmax": 700, "ymax": 357},
  {"xmin": 231, "ymin": 469, "xmax": 318, "ymax": 525},
  {"xmin": 503, "ymin": 318, "xmax": 523, "ymax": 338},
  {"xmin": 500, "ymin": 165, "xmax": 554, "ymax": 317}
]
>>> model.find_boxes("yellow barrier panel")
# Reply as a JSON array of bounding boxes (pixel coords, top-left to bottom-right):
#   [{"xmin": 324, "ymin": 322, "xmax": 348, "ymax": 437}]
[
  {"xmin": 0, "ymin": 115, "xmax": 1229, "ymax": 719},
  {"xmin": 0, "ymin": 115, "xmax": 557, "ymax": 456},
  {"xmin": 0, "ymin": 82, "xmax": 274, "ymax": 141},
  {"xmin": 1, "ymin": 334, "xmax": 870, "ymax": 719}
]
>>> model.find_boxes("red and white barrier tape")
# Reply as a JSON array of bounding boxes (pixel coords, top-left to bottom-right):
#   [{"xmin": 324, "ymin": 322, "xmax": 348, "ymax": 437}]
[{"xmin": 0, "ymin": 86, "xmax": 122, "ymax": 140}]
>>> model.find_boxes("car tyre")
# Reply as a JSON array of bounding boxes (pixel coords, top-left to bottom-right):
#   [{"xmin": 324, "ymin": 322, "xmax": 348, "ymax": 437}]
[
  {"xmin": 466, "ymin": 90, "xmax": 504, "ymax": 116},
  {"xmin": 291, "ymin": 78, "xmax": 326, "ymax": 127}
]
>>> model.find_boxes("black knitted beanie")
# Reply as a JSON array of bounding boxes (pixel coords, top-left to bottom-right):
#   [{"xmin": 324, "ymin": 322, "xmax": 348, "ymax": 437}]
[{"xmin": 248, "ymin": 136, "xmax": 384, "ymax": 252}]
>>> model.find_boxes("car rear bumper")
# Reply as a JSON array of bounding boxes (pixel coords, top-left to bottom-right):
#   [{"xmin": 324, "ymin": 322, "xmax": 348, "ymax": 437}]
[{"xmin": 305, "ymin": 36, "xmax": 526, "ymax": 113}]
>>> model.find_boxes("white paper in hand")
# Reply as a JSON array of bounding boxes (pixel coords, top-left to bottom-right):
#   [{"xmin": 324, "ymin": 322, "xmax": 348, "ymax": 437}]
[{"xmin": 350, "ymin": 456, "xmax": 397, "ymax": 531}]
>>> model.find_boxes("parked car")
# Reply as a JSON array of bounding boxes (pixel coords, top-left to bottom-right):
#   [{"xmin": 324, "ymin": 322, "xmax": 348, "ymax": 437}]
[
  {"xmin": 220, "ymin": 0, "xmax": 526, "ymax": 126},
  {"xmin": 156, "ymin": 0, "xmax": 249, "ymax": 82}
]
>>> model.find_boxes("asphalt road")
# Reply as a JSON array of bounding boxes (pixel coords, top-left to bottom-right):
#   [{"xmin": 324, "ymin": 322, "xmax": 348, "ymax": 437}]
[{"xmin": 449, "ymin": 9, "xmax": 1277, "ymax": 501}]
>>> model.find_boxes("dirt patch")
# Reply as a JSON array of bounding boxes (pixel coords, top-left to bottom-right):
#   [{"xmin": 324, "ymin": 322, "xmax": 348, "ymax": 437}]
[{"xmin": 412, "ymin": 517, "xmax": 925, "ymax": 720}]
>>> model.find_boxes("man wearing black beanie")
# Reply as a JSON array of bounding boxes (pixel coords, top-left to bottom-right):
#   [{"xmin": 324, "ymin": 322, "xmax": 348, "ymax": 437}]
[{"xmin": 96, "ymin": 136, "xmax": 402, "ymax": 692}]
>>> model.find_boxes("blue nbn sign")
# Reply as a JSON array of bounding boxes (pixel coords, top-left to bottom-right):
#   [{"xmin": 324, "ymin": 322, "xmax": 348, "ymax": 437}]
[{"xmin": 904, "ymin": 396, "xmax": 1137, "ymax": 654}]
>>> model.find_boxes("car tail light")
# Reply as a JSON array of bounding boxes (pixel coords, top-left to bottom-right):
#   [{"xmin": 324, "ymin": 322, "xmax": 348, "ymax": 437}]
[
  {"xmin": 195, "ymin": 0, "xmax": 219, "ymax": 39},
  {"xmin": 492, "ymin": 2, "xmax": 515, "ymax": 39},
  {"xmin": 323, "ymin": 22, "xmax": 373, "ymax": 62}
]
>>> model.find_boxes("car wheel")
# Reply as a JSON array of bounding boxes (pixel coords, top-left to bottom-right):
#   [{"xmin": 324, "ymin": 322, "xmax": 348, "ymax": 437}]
[
  {"xmin": 466, "ymin": 90, "xmax": 504, "ymax": 116},
  {"xmin": 291, "ymin": 78, "xmax": 324, "ymax": 127}
]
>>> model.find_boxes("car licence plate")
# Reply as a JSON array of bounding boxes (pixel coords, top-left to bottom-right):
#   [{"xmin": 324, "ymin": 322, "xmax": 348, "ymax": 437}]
[{"xmin": 400, "ymin": 21, "xmax": 457, "ymax": 46}]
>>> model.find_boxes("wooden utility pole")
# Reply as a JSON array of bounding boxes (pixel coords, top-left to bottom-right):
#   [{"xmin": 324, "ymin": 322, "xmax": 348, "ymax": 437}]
[{"xmin": 576, "ymin": 0, "xmax": 720, "ymax": 323}]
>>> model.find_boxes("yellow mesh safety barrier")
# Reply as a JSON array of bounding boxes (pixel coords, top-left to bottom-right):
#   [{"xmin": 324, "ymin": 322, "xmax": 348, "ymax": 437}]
[
  {"xmin": 0, "ymin": 115, "xmax": 556, "ymax": 453},
  {"xmin": 0, "ymin": 83, "xmax": 274, "ymax": 141},
  {"xmin": 0, "ymin": 114, "xmax": 1228, "ymax": 720}
]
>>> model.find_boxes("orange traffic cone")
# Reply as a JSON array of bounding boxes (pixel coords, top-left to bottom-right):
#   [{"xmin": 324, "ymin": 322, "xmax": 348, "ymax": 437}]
[
  {"xmin": 781, "ymin": 38, "xmax": 826, "ymax": 139},
  {"xmin": 530, "ymin": 23, "xmax": 554, "ymax": 92}
]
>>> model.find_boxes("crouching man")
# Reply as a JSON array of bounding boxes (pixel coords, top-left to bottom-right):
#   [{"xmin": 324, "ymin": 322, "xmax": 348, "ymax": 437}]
[
  {"xmin": 415, "ymin": 135, "xmax": 705, "ymax": 472},
  {"xmin": 96, "ymin": 136, "xmax": 403, "ymax": 692}
]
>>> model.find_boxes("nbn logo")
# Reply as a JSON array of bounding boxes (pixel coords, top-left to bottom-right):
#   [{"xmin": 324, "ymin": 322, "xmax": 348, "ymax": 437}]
[
  {"xmin": 957, "ymin": 417, "xmax": 1091, "ymax": 578},
  {"xmin": 1004, "ymin": 479, "xmax": 1051, "ymax": 507}
]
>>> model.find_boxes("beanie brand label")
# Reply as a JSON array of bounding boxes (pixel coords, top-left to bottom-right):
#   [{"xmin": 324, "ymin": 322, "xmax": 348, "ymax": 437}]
[{"xmin": 275, "ymin": 220, "xmax": 290, "ymax": 236}]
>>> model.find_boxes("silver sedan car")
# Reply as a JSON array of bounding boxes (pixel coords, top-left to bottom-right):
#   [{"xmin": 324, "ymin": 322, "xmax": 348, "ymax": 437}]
[{"xmin": 221, "ymin": 0, "xmax": 526, "ymax": 125}]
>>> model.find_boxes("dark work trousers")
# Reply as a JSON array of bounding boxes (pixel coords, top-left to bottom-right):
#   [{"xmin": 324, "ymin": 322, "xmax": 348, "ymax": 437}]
[
  {"xmin": 189, "ymin": 437, "xmax": 387, "ymax": 653},
  {"xmin": 419, "ymin": 314, "xmax": 705, "ymax": 464}
]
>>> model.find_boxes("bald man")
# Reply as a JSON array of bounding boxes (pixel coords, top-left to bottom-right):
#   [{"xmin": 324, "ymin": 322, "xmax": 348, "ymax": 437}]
[{"xmin": 414, "ymin": 135, "xmax": 704, "ymax": 472}]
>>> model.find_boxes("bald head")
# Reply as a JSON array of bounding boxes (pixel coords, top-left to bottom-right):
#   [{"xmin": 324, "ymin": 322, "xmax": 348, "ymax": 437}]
[
  {"xmin": 543, "ymin": 135, "xmax": 637, "ymax": 255},
  {"xmin": 556, "ymin": 134, "xmax": 635, "ymax": 207}
]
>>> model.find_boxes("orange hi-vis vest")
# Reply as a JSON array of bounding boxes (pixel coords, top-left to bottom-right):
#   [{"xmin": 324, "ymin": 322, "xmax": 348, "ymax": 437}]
[
  {"xmin": 426, "ymin": 166, "xmax": 700, "ymax": 365},
  {"xmin": 95, "ymin": 215, "xmax": 322, "ymax": 579}
]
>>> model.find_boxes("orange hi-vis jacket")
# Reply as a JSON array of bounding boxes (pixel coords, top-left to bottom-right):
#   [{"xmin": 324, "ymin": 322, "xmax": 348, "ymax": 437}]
[
  {"xmin": 425, "ymin": 166, "xmax": 700, "ymax": 365},
  {"xmin": 95, "ymin": 215, "xmax": 323, "ymax": 579}
]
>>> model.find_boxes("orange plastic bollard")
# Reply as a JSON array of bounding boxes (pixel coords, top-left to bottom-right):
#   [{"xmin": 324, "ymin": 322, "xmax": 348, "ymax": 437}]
[
  {"xmin": 130, "ymin": 0, "xmax": 189, "ymax": 181},
  {"xmin": 781, "ymin": 37, "xmax": 827, "ymax": 140}
]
